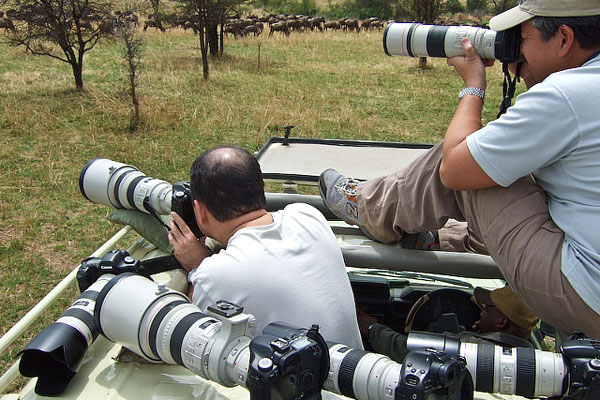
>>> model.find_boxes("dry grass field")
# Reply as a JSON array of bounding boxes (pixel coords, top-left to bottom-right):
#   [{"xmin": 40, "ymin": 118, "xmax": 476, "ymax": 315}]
[{"xmin": 0, "ymin": 26, "xmax": 516, "ymax": 391}]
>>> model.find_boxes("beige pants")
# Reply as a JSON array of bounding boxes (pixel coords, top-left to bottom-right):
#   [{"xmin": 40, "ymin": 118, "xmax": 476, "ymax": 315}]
[{"xmin": 357, "ymin": 141, "xmax": 600, "ymax": 339}]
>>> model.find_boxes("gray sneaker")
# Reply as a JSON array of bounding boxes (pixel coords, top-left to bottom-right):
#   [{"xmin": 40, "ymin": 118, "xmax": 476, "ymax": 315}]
[{"xmin": 318, "ymin": 168, "xmax": 364, "ymax": 226}]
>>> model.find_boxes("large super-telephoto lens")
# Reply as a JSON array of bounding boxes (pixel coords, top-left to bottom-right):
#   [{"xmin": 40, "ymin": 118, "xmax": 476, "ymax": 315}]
[
  {"xmin": 383, "ymin": 22, "xmax": 520, "ymax": 63},
  {"xmin": 94, "ymin": 273, "xmax": 253, "ymax": 388},
  {"xmin": 79, "ymin": 158, "xmax": 172, "ymax": 216}
]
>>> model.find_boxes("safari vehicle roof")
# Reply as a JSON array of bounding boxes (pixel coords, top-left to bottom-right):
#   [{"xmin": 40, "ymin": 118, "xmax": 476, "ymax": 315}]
[{"xmin": 1, "ymin": 136, "xmax": 510, "ymax": 400}]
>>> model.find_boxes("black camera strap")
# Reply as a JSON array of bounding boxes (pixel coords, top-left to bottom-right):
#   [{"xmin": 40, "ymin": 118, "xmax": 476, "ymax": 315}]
[
  {"xmin": 139, "ymin": 254, "xmax": 184, "ymax": 274},
  {"xmin": 497, "ymin": 61, "xmax": 523, "ymax": 118},
  {"xmin": 143, "ymin": 196, "xmax": 172, "ymax": 232}
]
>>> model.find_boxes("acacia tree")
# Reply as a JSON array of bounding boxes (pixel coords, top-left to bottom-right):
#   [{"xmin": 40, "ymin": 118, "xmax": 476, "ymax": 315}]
[
  {"xmin": 411, "ymin": 0, "xmax": 442, "ymax": 68},
  {"xmin": 173, "ymin": 0, "xmax": 246, "ymax": 80},
  {"xmin": 4, "ymin": 0, "xmax": 115, "ymax": 91}
]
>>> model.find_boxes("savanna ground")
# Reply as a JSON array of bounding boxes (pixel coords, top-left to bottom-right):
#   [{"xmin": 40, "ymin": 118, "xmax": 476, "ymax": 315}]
[{"xmin": 0, "ymin": 26, "xmax": 518, "ymax": 391}]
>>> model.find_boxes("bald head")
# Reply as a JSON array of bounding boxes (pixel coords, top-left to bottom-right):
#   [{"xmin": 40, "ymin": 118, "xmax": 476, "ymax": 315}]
[{"xmin": 190, "ymin": 145, "xmax": 266, "ymax": 222}]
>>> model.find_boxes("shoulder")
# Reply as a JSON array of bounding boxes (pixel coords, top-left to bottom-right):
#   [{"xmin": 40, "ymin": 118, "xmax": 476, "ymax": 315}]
[{"xmin": 280, "ymin": 203, "xmax": 328, "ymax": 223}]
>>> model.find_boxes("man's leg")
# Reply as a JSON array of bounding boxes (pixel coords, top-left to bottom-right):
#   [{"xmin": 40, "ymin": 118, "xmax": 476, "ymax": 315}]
[
  {"xmin": 357, "ymin": 142, "xmax": 462, "ymax": 242},
  {"xmin": 352, "ymin": 141, "xmax": 600, "ymax": 337}
]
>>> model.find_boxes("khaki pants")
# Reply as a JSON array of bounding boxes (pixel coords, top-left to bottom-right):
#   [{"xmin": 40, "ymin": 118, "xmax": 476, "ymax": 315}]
[{"xmin": 357, "ymin": 141, "xmax": 600, "ymax": 338}]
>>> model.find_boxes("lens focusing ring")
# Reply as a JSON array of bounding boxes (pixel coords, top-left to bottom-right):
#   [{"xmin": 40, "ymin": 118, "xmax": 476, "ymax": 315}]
[
  {"xmin": 126, "ymin": 175, "xmax": 148, "ymax": 212},
  {"xmin": 516, "ymin": 347, "xmax": 536, "ymax": 398},
  {"xmin": 427, "ymin": 25, "xmax": 449, "ymax": 58},
  {"xmin": 405, "ymin": 23, "xmax": 418, "ymax": 58},
  {"xmin": 476, "ymin": 343, "xmax": 495, "ymax": 393},
  {"xmin": 338, "ymin": 349, "xmax": 368, "ymax": 398},
  {"xmin": 170, "ymin": 312, "xmax": 206, "ymax": 366},
  {"xmin": 112, "ymin": 170, "xmax": 139, "ymax": 209},
  {"xmin": 149, "ymin": 300, "xmax": 188, "ymax": 360},
  {"xmin": 60, "ymin": 308, "xmax": 99, "ymax": 341}
]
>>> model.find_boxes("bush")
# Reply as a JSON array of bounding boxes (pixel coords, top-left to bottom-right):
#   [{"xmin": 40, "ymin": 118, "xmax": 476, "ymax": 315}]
[
  {"xmin": 466, "ymin": 0, "xmax": 488, "ymax": 12},
  {"xmin": 445, "ymin": 0, "xmax": 465, "ymax": 13},
  {"xmin": 490, "ymin": 0, "xmax": 517, "ymax": 13},
  {"xmin": 322, "ymin": 0, "xmax": 395, "ymax": 19}
]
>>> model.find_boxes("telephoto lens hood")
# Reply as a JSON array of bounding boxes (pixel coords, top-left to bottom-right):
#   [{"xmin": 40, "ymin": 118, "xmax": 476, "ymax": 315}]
[{"xmin": 18, "ymin": 274, "xmax": 114, "ymax": 396}]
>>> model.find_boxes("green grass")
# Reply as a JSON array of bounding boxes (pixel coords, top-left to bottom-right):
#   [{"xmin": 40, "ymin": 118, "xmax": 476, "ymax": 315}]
[{"xmin": 0, "ymin": 27, "xmax": 517, "ymax": 391}]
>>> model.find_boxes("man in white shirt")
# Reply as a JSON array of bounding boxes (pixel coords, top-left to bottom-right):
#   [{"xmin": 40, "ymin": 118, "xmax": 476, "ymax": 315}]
[{"xmin": 169, "ymin": 145, "xmax": 363, "ymax": 349}]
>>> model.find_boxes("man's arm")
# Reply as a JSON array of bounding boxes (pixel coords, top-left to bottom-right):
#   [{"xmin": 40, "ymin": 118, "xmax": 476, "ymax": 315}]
[
  {"xmin": 168, "ymin": 211, "xmax": 210, "ymax": 272},
  {"xmin": 440, "ymin": 37, "xmax": 497, "ymax": 190}
]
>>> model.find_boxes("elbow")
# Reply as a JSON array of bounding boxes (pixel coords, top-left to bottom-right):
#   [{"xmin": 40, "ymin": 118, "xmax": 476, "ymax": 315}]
[{"xmin": 439, "ymin": 160, "xmax": 457, "ymax": 189}]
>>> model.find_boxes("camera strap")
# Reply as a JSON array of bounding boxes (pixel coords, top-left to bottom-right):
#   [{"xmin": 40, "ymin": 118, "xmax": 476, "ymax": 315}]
[
  {"xmin": 497, "ymin": 61, "xmax": 523, "ymax": 118},
  {"xmin": 139, "ymin": 254, "xmax": 184, "ymax": 274},
  {"xmin": 143, "ymin": 196, "xmax": 172, "ymax": 232}
]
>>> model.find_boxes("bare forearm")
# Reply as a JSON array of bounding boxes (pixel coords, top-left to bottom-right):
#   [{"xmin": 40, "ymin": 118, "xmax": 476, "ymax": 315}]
[{"xmin": 443, "ymin": 96, "xmax": 483, "ymax": 159}]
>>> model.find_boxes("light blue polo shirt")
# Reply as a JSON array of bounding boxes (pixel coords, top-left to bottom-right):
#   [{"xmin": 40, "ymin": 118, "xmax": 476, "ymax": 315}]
[{"xmin": 467, "ymin": 54, "xmax": 600, "ymax": 314}]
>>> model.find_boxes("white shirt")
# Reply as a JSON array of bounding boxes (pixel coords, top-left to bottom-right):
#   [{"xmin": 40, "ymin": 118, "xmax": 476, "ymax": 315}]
[{"xmin": 188, "ymin": 203, "xmax": 363, "ymax": 349}]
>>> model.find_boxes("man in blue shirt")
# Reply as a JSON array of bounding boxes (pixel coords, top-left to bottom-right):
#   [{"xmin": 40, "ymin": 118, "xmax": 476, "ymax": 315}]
[{"xmin": 319, "ymin": 1, "xmax": 600, "ymax": 339}]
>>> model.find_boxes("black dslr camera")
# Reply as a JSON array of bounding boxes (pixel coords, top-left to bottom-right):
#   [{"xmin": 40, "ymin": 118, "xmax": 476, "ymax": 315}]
[
  {"xmin": 396, "ymin": 349, "xmax": 471, "ymax": 400},
  {"xmin": 248, "ymin": 322, "xmax": 329, "ymax": 400},
  {"xmin": 561, "ymin": 339, "xmax": 600, "ymax": 400},
  {"xmin": 171, "ymin": 181, "xmax": 202, "ymax": 239},
  {"xmin": 76, "ymin": 250, "xmax": 151, "ymax": 292}
]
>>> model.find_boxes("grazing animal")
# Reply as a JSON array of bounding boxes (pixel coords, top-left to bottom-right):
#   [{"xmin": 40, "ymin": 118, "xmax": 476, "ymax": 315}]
[{"xmin": 269, "ymin": 21, "xmax": 289, "ymax": 36}]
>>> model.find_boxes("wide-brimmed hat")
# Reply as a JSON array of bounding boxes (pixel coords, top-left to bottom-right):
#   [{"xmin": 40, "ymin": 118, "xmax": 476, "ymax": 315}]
[
  {"xmin": 474, "ymin": 286, "xmax": 539, "ymax": 331},
  {"xmin": 490, "ymin": 0, "xmax": 600, "ymax": 31}
]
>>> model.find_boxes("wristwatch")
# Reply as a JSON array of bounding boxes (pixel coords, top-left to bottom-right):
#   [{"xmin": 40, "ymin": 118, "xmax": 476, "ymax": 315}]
[{"xmin": 459, "ymin": 87, "xmax": 485, "ymax": 102}]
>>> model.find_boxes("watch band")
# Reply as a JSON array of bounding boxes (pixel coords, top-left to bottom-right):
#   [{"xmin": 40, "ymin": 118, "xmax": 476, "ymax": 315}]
[{"xmin": 459, "ymin": 87, "xmax": 485, "ymax": 101}]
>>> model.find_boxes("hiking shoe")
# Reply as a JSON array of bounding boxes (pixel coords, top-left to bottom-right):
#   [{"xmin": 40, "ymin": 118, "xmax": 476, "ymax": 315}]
[
  {"xmin": 401, "ymin": 230, "xmax": 440, "ymax": 250},
  {"xmin": 318, "ymin": 168, "xmax": 364, "ymax": 226}
]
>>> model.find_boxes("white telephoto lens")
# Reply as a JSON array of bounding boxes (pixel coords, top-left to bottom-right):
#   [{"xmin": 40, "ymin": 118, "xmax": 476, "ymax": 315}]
[
  {"xmin": 95, "ymin": 274, "xmax": 189, "ymax": 362},
  {"xmin": 384, "ymin": 22, "xmax": 498, "ymax": 60},
  {"xmin": 79, "ymin": 159, "xmax": 139, "ymax": 208}
]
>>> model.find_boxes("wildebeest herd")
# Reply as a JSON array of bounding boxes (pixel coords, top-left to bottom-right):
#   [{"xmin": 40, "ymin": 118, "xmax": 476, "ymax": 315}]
[
  {"xmin": 0, "ymin": 9, "xmax": 386, "ymax": 39},
  {"xmin": 224, "ymin": 14, "xmax": 386, "ymax": 38}
]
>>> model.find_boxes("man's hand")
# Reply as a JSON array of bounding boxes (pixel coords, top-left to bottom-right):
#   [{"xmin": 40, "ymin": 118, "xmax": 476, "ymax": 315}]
[
  {"xmin": 356, "ymin": 307, "xmax": 378, "ymax": 337},
  {"xmin": 447, "ymin": 37, "xmax": 494, "ymax": 89},
  {"xmin": 168, "ymin": 212, "xmax": 210, "ymax": 272}
]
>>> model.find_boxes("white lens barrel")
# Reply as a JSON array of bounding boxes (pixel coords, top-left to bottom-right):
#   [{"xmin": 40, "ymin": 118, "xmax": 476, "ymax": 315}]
[
  {"xmin": 444, "ymin": 26, "xmax": 496, "ymax": 59},
  {"xmin": 534, "ymin": 349, "xmax": 566, "ymax": 398},
  {"xmin": 95, "ymin": 274, "xmax": 189, "ymax": 362},
  {"xmin": 80, "ymin": 158, "xmax": 173, "ymax": 215},
  {"xmin": 325, "ymin": 344, "xmax": 401, "ymax": 400},
  {"xmin": 384, "ymin": 22, "xmax": 497, "ymax": 60},
  {"xmin": 94, "ymin": 273, "xmax": 256, "ymax": 388},
  {"xmin": 459, "ymin": 342, "xmax": 566, "ymax": 398},
  {"xmin": 79, "ymin": 159, "xmax": 139, "ymax": 208}
]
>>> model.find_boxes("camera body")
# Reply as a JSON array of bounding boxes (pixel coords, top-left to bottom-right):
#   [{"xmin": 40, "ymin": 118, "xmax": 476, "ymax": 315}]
[
  {"xmin": 77, "ymin": 250, "xmax": 149, "ymax": 292},
  {"xmin": 396, "ymin": 349, "xmax": 469, "ymax": 400},
  {"xmin": 171, "ymin": 181, "xmax": 202, "ymax": 238},
  {"xmin": 248, "ymin": 322, "xmax": 329, "ymax": 400},
  {"xmin": 561, "ymin": 339, "xmax": 600, "ymax": 399}
]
